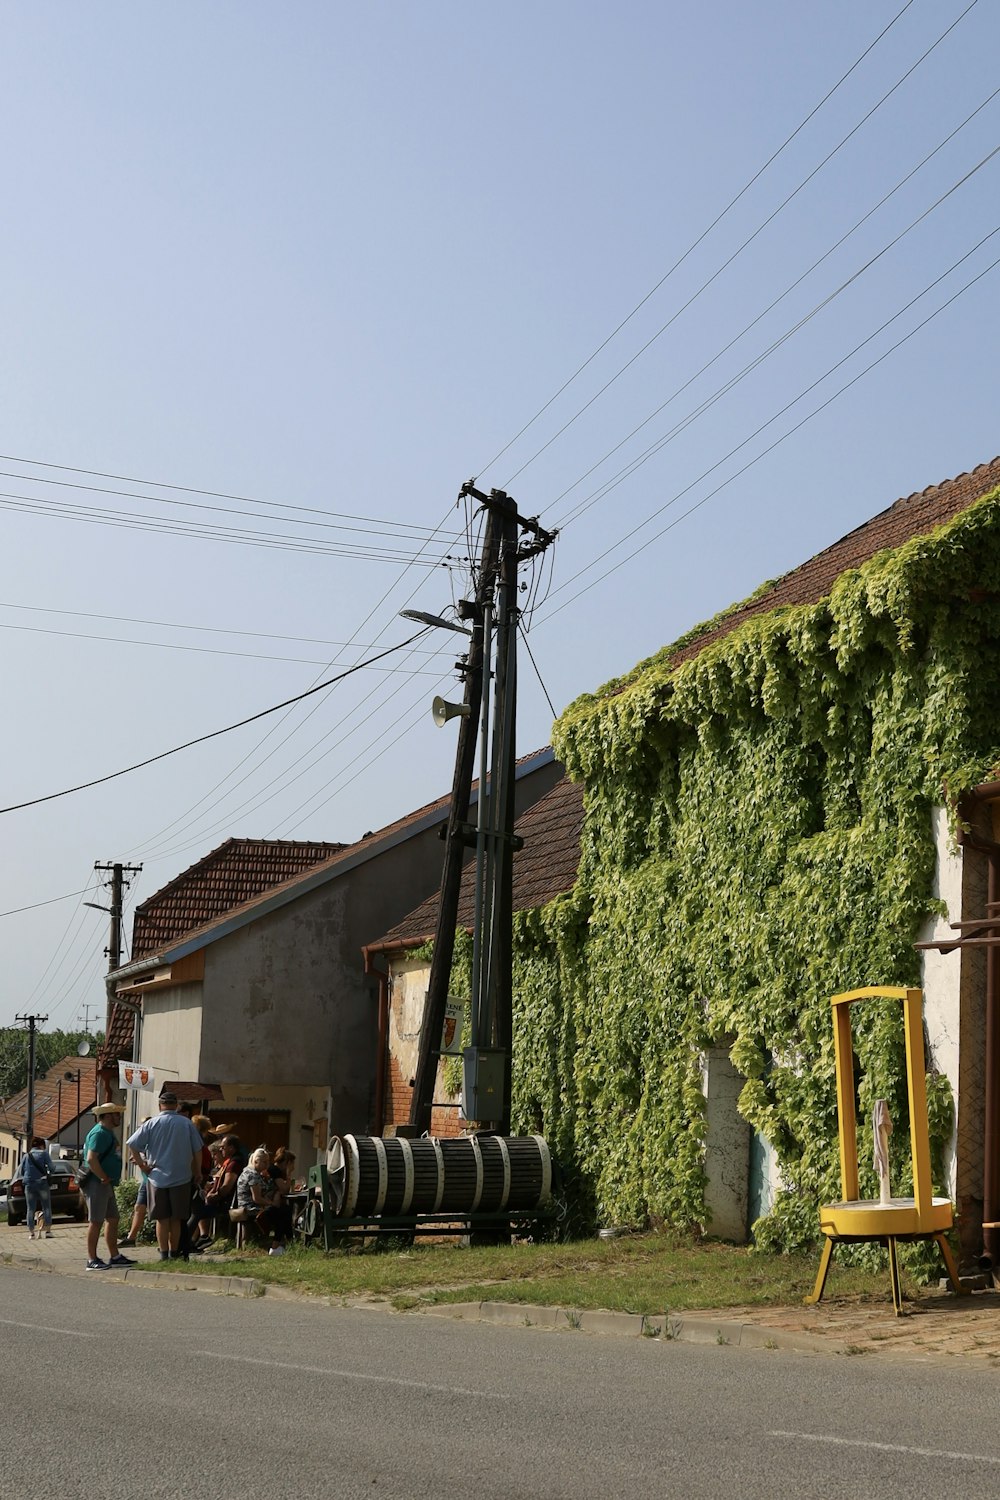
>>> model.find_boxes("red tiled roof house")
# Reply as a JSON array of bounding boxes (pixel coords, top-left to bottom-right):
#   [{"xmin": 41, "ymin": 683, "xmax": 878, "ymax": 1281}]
[{"xmin": 104, "ymin": 753, "xmax": 562, "ymax": 1163}]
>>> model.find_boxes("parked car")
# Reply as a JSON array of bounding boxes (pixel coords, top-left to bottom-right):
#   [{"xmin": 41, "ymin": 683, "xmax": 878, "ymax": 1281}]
[
  {"xmin": 0, "ymin": 1179, "xmax": 9, "ymax": 1217},
  {"xmin": 7, "ymin": 1161, "xmax": 87, "ymax": 1225}
]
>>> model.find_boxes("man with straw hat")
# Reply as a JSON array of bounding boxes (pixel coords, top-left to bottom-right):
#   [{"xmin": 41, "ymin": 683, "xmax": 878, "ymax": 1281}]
[{"xmin": 82, "ymin": 1101, "xmax": 136, "ymax": 1271}]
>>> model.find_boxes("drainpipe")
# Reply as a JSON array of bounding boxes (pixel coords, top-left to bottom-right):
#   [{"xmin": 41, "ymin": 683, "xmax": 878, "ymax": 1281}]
[{"xmin": 959, "ymin": 812, "xmax": 1000, "ymax": 1267}]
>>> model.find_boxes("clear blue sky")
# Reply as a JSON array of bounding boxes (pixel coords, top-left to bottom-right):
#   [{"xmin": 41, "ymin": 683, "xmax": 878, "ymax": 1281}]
[{"xmin": 1, "ymin": 2, "xmax": 997, "ymax": 1032}]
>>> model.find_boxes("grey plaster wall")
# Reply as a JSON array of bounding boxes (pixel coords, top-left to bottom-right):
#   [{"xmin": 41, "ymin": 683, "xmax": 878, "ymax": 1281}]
[{"xmin": 136, "ymin": 756, "xmax": 562, "ymax": 1139}]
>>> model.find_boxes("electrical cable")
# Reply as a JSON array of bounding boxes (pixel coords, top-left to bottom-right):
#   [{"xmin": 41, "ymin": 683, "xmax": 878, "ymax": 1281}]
[
  {"xmin": 502, "ymin": 0, "xmax": 982, "ymax": 489},
  {"xmin": 277, "ymin": 670, "xmax": 459, "ymax": 837},
  {"xmin": 0, "ymin": 466, "xmax": 459, "ymax": 544},
  {"xmin": 554, "ymin": 142, "xmax": 1000, "ymax": 531},
  {"xmin": 474, "ymin": 0, "xmax": 921, "ymax": 480},
  {"xmin": 550, "ymin": 89, "xmax": 1000, "ymax": 526},
  {"xmin": 0, "ymin": 631, "xmax": 432, "ymax": 816},
  {"xmin": 0, "ymin": 490, "xmax": 463, "ymax": 566},
  {"xmin": 0, "ymin": 888, "xmax": 93, "ymax": 919},
  {"xmin": 0, "ymin": 618, "xmax": 450, "ymax": 672},
  {"xmin": 518, "ymin": 623, "xmax": 558, "ymax": 719},
  {"xmin": 143, "ymin": 639, "xmax": 459, "ymax": 864},
  {"xmin": 0, "ymin": 600, "xmax": 445, "ymax": 655},
  {"xmin": 0, "ymin": 452, "xmax": 462, "ymax": 540},
  {"xmin": 538, "ymin": 239, "xmax": 1000, "ymax": 623},
  {"xmin": 122, "ymin": 493, "xmax": 470, "ymax": 858}
]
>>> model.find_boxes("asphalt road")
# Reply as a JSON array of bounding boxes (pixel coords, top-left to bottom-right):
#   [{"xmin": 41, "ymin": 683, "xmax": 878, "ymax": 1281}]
[{"xmin": 2, "ymin": 1267, "xmax": 999, "ymax": 1499}]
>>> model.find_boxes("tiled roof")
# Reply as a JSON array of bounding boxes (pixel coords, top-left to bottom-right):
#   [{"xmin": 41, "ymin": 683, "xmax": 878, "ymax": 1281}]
[
  {"xmin": 670, "ymin": 457, "xmax": 1000, "ymax": 667},
  {"xmin": 131, "ymin": 838, "xmax": 346, "ymax": 957},
  {"xmin": 112, "ymin": 747, "xmax": 556, "ymax": 974},
  {"xmin": 0, "ymin": 1055, "xmax": 99, "ymax": 1139},
  {"xmin": 371, "ymin": 775, "xmax": 586, "ymax": 949},
  {"xmin": 102, "ymin": 1000, "xmax": 136, "ymax": 1066}
]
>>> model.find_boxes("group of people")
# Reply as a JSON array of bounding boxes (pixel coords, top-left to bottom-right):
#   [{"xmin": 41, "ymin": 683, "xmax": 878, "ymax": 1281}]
[{"xmin": 69, "ymin": 1089, "xmax": 299, "ymax": 1269}]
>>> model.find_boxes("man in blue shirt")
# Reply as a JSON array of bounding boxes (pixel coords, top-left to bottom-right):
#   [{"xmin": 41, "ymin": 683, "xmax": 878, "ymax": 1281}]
[
  {"xmin": 126, "ymin": 1091, "xmax": 203, "ymax": 1260},
  {"xmin": 82, "ymin": 1102, "xmax": 136, "ymax": 1271}
]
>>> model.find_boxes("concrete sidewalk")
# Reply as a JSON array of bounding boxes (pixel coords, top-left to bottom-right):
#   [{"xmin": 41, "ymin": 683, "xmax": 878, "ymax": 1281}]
[{"xmin": 4, "ymin": 1216, "xmax": 1000, "ymax": 1362}]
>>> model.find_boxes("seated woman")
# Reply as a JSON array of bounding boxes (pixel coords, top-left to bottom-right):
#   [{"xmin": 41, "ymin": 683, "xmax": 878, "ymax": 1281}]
[
  {"xmin": 197, "ymin": 1135, "xmax": 245, "ymax": 1245},
  {"xmin": 235, "ymin": 1147, "xmax": 293, "ymax": 1255},
  {"xmin": 269, "ymin": 1147, "xmax": 296, "ymax": 1194}
]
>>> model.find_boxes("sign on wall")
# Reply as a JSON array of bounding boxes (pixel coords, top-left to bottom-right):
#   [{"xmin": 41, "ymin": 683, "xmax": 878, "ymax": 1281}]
[
  {"xmin": 440, "ymin": 999, "xmax": 465, "ymax": 1057},
  {"xmin": 118, "ymin": 1062, "xmax": 156, "ymax": 1091}
]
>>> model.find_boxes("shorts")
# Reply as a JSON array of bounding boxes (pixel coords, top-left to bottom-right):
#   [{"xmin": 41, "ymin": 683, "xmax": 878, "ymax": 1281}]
[
  {"xmin": 137, "ymin": 1178, "xmax": 148, "ymax": 1208},
  {"xmin": 83, "ymin": 1177, "xmax": 119, "ymax": 1225},
  {"xmin": 149, "ymin": 1181, "xmax": 193, "ymax": 1222}
]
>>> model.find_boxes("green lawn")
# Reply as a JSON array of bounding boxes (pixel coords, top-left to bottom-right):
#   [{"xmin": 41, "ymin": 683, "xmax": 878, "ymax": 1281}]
[{"xmin": 171, "ymin": 1232, "xmax": 890, "ymax": 1314}]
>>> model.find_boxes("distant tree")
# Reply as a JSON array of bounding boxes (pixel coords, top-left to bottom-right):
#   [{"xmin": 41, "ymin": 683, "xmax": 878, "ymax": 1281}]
[{"xmin": 0, "ymin": 1027, "xmax": 104, "ymax": 1100}]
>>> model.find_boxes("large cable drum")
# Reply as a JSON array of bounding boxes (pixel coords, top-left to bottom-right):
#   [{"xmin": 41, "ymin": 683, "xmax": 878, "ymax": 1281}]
[{"xmin": 338, "ymin": 1133, "xmax": 552, "ymax": 1218}]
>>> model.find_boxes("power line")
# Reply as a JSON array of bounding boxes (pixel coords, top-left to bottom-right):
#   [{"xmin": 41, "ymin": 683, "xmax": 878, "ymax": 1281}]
[
  {"xmin": 0, "ymin": 887, "xmax": 92, "ymax": 919},
  {"xmin": 553, "ymin": 140, "xmax": 1000, "ymax": 532},
  {"xmin": 0, "ymin": 466, "xmax": 458, "ymax": 544},
  {"xmin": 0, "ymin": 599, "xmax": 446, "ymax": 654},
  {"xmin": 501, "ymin": 0, "xmax": 981, "ymax": 488},
  {"xmin": 0, "ymin": 631, "xmax": 431, "ymax": 816},
  {"xmin": 474, "ymin": 0, "xmax": 921, "ymax": 479},
  {"xmin": 0, "ymin": 618, "xmax": 450, "ymax": 672},
  {"xmin": 121, "ymin": 490, "xmax": 476, "ymax": 860},
  {"xmin": 0, "ymin": 490, "xmax": 463, "ymax": 566},
  {"xmin": 538, "ymin": 239, "xmax": 1000, "ymax": 623},
  {"xmin": 0, "ymin": 452, "xmax": 461, "ymax": 540},
  {"xmin": 139, "ymin": 640, "xmax": 458, "ymax": 863},
  {"xmin": 549, "ymin": 88, "xmax": 1000, "ymax": 527}
]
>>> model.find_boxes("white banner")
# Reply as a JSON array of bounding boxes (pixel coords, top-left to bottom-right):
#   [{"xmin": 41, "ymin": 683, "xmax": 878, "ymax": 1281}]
[{"xmin": 118, "ymin": 1062, "xmax": 156, "ymax": 1091}]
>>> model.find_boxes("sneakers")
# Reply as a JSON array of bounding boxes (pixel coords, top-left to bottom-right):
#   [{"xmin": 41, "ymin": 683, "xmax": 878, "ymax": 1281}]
[
  {"xmin": 108, "ymin": 1253, "xmax": 136, "ymax": 1267},
  {"xmin": 27, "ymin": 1232, "xmax": 35, "ymax": 1241},
  {"xmin": 195, "ymin": 1236, "xmax": 214, "ymax": 1250},
  {"xmin": 118, "ymin": 1236, "xmax": 136, "ymax": 1248},
  {"xmin": 44, "ymin": 1231, "xmax": 54, "ymax": 1239},
  {"xmin": 86, "ymin": 1258, "xmax": 108, "ymax": 1270},
  {"xmin": 268, "ymin": 1244, "xmax": 286, "ymax": 1257}
]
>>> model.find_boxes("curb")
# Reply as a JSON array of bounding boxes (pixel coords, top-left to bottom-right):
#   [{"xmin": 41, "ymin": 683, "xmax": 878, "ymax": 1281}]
[
  {"xmin": 1, "ymin": 1247, "xmax": 259, "ymax": 1297},
  {"xmin": 418, "ymin": 1299, "xmax": 846, "ymax": 1355}
]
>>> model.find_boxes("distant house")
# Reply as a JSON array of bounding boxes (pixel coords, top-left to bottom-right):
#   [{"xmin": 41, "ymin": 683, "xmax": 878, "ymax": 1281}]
[
  {"xmin": 0, "ymin": 1054, "xmax": 99, "ymax": 1173},
  {"xmin": 365, "ymin": 773, "xmax": 585, "ymax": 1137},
  {"xmin": 103, "ymin": 751, "xmax": 562, "ymax": 1166}
]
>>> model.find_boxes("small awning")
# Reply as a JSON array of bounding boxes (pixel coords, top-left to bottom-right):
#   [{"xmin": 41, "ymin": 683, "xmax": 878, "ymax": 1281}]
[{"xmin": 170, "ymin": 1081, "xmax": 226, "ymax": 1102}]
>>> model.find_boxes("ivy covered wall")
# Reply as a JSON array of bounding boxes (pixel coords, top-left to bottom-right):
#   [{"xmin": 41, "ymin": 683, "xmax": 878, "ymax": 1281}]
[{"xmin": 508, "ymin": 486, "xmax": 1000, "ymax": 1245}]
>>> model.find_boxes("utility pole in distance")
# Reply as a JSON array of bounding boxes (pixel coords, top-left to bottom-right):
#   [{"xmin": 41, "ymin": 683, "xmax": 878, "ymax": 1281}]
[{"xmin": 15, "ymin": 1012, "xmax": 48, "ymax": 1144}]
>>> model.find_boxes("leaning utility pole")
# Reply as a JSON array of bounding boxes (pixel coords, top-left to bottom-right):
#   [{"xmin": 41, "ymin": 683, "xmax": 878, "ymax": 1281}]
[
  {"xmin": 407, "ymin": 485, "xmax": 555, "ymax": 1136},
  {"xmin": 407, "ymin": 500, "xmax": 505, "ymax": 1135},
  {"xmin": 15, "ymin": 1012, "xmax": 48, "ymax": 1144}
]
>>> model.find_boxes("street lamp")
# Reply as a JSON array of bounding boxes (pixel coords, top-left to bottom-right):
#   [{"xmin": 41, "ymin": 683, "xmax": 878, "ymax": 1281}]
[{"xmin": 398, "ymin": 608, "xmax": 471, "ymax": 636}]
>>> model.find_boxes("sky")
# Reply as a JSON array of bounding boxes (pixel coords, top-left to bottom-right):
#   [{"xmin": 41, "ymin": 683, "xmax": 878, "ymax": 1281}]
[{"xmin": 1, "ymin": 1, "xmax": 997, "ymax": 1034}]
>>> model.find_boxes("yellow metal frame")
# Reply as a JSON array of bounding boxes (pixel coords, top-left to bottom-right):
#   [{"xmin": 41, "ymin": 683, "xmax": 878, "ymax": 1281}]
[{"xmin": 805, "ymin": 986, "xmax": 967, "ymax": 1313}]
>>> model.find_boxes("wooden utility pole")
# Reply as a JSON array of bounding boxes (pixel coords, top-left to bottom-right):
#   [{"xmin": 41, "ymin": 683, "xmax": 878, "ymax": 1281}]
[
  {"xmin": 407, "ymin": 485, "xmax": 555, "ymax": 1136},
  {"xmin": 15, "ymin": 1012, "xmax": 47, "ymax": 1143},
  {"xmin": 407, "ymin": 502, "xmax": 505, "ymax": 1134},
  {"xmin": 92, "ymin": 860, "xmax": 142, "ymax": 1035}
]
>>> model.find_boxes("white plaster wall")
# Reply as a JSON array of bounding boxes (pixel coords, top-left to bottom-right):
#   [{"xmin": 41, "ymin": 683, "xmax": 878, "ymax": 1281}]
[
  {"xmin": 139, "ymin": 984, "xmax": 204, "ymax": 1083},
  {"xmin": 917, "ymin": 804, "xmax": 963, "ymax": 1199},
  {"xmin": 390, "ymin": 959, "xmax": 432, "ymax": 1082}
]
